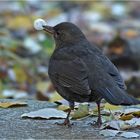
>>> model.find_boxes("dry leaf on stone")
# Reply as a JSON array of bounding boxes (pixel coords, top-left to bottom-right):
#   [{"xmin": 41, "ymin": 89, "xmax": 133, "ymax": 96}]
[
  {"xmin": 104, "ymin": 103, "xmax": 122, "ymax": 111},
  {"xmin": 119, "ymin": 108, "xmax": 140, "ymax": 121},
  {"xmin": 57, "ymin": 105, "xmax": 70, "ymax": 111},
  {"xmin": 120, "ymin": 132, "xmax": 139, "ymax": 138},
  {"xmin": 119, "ymin": 123, "xmax": 132, "ymax": 130},
  {"xmin": 101, "ymin": 120, "xmax": 121, "ymax": 130},
  {"xmin": 0, "ymin": 101, "xmax": 27, "ymax": 108},
  {"xmin": 21, "ymin": 108, "xmax": 67, "ymax": 119},
  {"xmin": 119, "ymin": 118, "xmax": 140, "ymax": 130},
  {"xmin": 71, "ymin": 104, "xmax": 89, "ymax": 119},
  {"xmin": 101, "ymin": 113, "xmax": 118, "ymax": 123},
  {"xmin": 119, "ymin": 114, "xmax": 134, "ymax": 121},
  {"xmin": 49, "ymin": 92, "xmax": 63, "ymax": 102},
  {"xmin": 99, "ymin": 129, "xmax": 120, "ymax": 137},
  {"xmin": 133, "ymin": 111, "xmax": 140, "ymax": 117}
]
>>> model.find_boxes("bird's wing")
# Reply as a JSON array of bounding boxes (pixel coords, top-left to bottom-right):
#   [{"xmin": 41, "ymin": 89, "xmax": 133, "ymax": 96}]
[
  {"xmin": 49, "ymin": 57, "xmax": 91, "ymax": 96},
  {"xmin": 92, "ymin": 46, "xmax": 126, "ymax": 90},
  {"xmin": 101, "ymin": 56, "xmax": 126, "ymax": 89},
  {"xmin": 87, "ymin": 47, "xmax": 139, "ymax": 105},
  {"xmin": 86, "ymin": 60, "xmax": 140, "ymax": 105}
]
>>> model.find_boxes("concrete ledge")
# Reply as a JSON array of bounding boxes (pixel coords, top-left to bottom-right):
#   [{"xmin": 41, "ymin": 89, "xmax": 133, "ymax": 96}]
[{"xmin": 0, "ymin": 99, "xmax": 139, "ymax": 139}]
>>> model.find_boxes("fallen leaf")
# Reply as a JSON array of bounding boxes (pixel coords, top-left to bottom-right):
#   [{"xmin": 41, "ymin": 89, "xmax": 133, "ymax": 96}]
[
  {"xmin": 120, "ymin": 132, "xmax": 139, "ymax": 138},
  {"xmin": 0, "ymin": 101, "xmax": 27, "ymax": 108},
  {"xmin": 101, "ymin": 116, "xmax": 113, "ymax": 123},
  {"xmin": 36, "ymin": 81, "xmax": 49, "ymax": 93},
  {"xmin": 119, "ymin": 122, "xmax": 132, "ymax": 130},
  {"xmin": 99, "ymin": 129, "xmax": 120, "ymax": 137},
  {"xmin": 36, "ymin": 91, "xmax": 49, "ymax": 101},
  {"xmin": 119, "ymin": 108, "xmax": 140, "ymax": 120},
  {"xmin": 49, "ymin": 92, "xmax": 63, "ymax": 102},
  {"xmin": 21, "ymin": 108, "xmax": 67, "ymax": 119},
  {"xmin": 119, "ymin": 118, "xmax": 140, "ymax": 130},
  {"xmin": 57, "ymin": 105, "xmax": 69, "ymax": 111},
  {"xmin": 71, "ymin": 104, "xmax": 89, "ymax": 119},
  {"xmin": 104, "ymin": 103, "xmax": 122, "ymax": 111},
  {"xmin": 101, "ymin": 120, "xmax": 120, "ymax": 130},
  {"xmin": 132, "ymin": 111, "xmax": 140, "ymax": 117},
  {"xmin": 7, "ymin": 16, "xmax": 32, "ymax": 30},
  {"xmin": 119, "ymin": 114, "xmax": 134, "ymax": 121},
  {"xmin": 124, "ymin": 29, "xmax": 139, "ymax": 38},
  {"xmin": 13, "ymin": 66, "xmax": 27, "ymax": 83}
]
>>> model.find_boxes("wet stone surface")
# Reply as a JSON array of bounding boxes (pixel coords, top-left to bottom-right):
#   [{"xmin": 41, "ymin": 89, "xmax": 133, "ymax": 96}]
[{"xmin": 0, "ymin": 99, "xmax": 140, "ymax": 140}]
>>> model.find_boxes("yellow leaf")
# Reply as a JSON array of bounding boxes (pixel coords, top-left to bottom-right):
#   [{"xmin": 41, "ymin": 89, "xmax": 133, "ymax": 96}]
[
  {"xmin": 49, "ymin": 92, "xmax": 63, "ymax": 102},
  {"xmin": 0, "ymin": 101, "xmax": 27, "ymax": 108},
  {"xmin": 124, "ymin": 30, "xmax": 139, "ymax": 38},
  {"xmin": 104, "ymin": 103, "xmax": 122, "ymax": 111},
  {"xmin": 132, "ymin": 111, "xmax": 140, "ymax": 117},
  {"xmin": 71, "ymin": 104, "xmax": 89, "ymax": 119},
  {"xmin": 57, "ymin": 105, "xmax": 69, "ymax": 111},
  {"xmin": 36, "ymin": 81, "xmax": 49, "ymax": 93},
  {"xmin": 119, "ymin": 114, "xmax": 134, "ymax": 121},
  {"xmin": 124, "ymin": 108, "xmax": 140, "ymax": 117},
  {"xmin": 14, "ymin": 67, "xmax": 27, "ymax": 83},
  {"xmin": 7, "ymin": 16, "xmax": 32, "ymax": 30}
]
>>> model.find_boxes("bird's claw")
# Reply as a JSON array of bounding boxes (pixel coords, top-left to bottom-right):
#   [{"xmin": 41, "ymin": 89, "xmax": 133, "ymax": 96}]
[{"xmin": 55, "ymin": 119, "xmax": 73, "ymax": 128}]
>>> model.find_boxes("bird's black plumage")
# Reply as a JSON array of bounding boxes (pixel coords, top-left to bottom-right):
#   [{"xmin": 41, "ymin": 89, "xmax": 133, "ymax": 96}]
[{"xmin": 44, "ymin": 22, "xmax": 140, "ymax": 126}]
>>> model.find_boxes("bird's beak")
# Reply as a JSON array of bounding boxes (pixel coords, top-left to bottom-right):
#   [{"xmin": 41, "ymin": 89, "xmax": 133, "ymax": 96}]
[{"xmin": 43, "ymin": 25, "xmax": 54, "ymax": 34}]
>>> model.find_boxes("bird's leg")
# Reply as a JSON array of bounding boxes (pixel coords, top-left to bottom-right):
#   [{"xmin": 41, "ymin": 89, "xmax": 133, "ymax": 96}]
[
  {"xmin": 62, "ymin": 108, "xmax": 72, "ymax": 126},
  {"xmin": 96, "ymin": 100, "xmax": 102, "ymax": 127},
  {"xmin": 90, "ymin": 100, "xmax": 102, "ymax": 127},
  {"xmin": 55, "ymin": 101, "xmax": 74, "ymax": 127}
]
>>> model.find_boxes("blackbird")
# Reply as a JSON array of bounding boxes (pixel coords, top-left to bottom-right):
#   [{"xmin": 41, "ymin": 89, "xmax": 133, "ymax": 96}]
[{"xmin": 42, "ymin": 22, "xmax": 140, "ymax": 127}]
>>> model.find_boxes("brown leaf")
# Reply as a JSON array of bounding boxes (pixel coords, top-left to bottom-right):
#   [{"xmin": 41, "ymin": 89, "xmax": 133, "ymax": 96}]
[
  {"xmin": 0, "ymin": 101, "xmax": 27, "ymax": 108},
  {"xmin": 36, "ymin": 91, "xmax": 49, "ymax": 101}
]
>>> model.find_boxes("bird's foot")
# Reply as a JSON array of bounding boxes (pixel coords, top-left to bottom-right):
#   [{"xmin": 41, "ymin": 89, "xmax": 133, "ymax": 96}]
[{"xmin": 55, "ymin": 119, "xmax": 73, "ymax": 128}]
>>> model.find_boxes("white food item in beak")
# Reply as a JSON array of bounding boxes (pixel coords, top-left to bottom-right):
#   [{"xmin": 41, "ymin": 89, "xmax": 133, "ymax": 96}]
[{"xmin": 34, "ymin": 18, "xmax": 47, "ymax": 30}]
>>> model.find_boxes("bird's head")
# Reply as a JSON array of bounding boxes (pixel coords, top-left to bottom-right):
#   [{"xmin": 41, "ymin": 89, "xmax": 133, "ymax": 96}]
[{"xmin": 43, "ymin": 22, "xmax": 86, "ymax": 46}]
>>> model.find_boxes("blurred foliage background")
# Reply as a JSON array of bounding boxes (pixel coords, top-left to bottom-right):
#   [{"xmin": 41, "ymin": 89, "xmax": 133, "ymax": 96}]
[{"xmin": 0, "ymin": 0, "xmax": 140, "ymax": 100}]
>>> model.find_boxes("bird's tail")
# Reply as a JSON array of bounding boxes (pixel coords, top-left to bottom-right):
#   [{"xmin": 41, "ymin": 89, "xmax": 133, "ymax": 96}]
[
  {"xmin": 96, "ymin": 87, "xmax": 140, "ymax": 106},
  {"xmin": 120, "ymin": 93, "xmax": 140, "ymax": 106}
]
